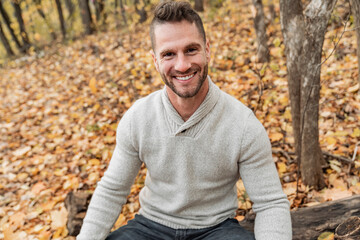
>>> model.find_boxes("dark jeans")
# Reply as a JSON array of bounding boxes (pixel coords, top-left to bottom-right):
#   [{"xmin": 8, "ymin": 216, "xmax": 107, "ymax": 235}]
[{"xmin": 106, "ymin": 214, "xmax": 255, "ymax": 240}]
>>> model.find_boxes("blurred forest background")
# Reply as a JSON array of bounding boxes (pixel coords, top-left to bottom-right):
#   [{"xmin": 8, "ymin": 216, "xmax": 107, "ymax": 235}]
[{"xmin": 0, "ymin": 0, "xmax": 359, "ymax": 239}]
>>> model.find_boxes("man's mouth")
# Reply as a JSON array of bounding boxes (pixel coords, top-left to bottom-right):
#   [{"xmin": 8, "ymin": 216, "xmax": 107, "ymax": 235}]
[{"xmin": 174, "ymin": 73, "xmax": 195, "ymax": 81}]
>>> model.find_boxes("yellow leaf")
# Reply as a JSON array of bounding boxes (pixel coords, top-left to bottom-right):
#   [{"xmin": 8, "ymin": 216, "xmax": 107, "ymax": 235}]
[
  {"xmin": 9, "ymin": 212, "xmax": 26, "ymax": 229},
  {"xmin": 333, "ymin": 131, "xmax": 349, "ymax": 137},
  {"xmin": 347, "ymin": 83, "xmax": 359, "ymax": 93},
  {"xmin": 89, "ymin": 77, "xmax": 97, "ymax": 94},
  {"xmin": 317, "ymin": 232, "xmax": 334, "ymax": 240},
  {"xmin": 325, "ymin": 137, "xmax": 337, "ymax": 145},
  {"xmin": 270, "ymin": 63, "xmax": 279, "ymax": 71},
  {"xmin": 50, "ymin": 206, "xmax": 68, "ymax": 229},
  {"xmin": 38, "ymin": 231, "xmax": 51, "ymax": 240},
  {"xmin": 235, "ymin": 215, "xmax": 245, "ymax": 222},
  {"xmin": 277, "ymin": 162, "xmax": 287, "ymax": 175},
  {"xmin": 34, "ymin": 33, "xmax": 41, "ymax": 41},
  {"xmin": 269, "ymin": 132, "xmax": 283, "ymax": 142},
  {"xmin": 31, "ymin": 182, "xmax": 47, "ymax": 195},
  {"xmin": 17, "ymin": 172, "xmax": 28, "ymax": 181},
  {"xmin": 273, "ymin": 37, "xmax": 282, "ymax": 47},
  {"xmin": 89, "ymin": 159, "xmax": 101, "ymax": 166},
  {"xmin": 351, "ymin": 128, "xmax": 360, "ymax": 138},
  {"xmin": 113, "ymin": 214, "xmax": 126, "ymax": 228},
  {"xmin": 88, "ymin": 172, "xmax": 99, "ymax": 182},
  {"xmin": 41, "ymin": 200, "xmax": 57, "ymax": 211}
]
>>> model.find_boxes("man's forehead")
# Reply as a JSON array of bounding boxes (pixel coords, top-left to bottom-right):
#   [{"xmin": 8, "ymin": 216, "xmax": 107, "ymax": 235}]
[
  {"xmin": 153, "ymin": 20, "xmax": 196, "ymax": 33},
  {"xmin": 153, "ymin": 21, "xmax": 203, "ymax": 51}
]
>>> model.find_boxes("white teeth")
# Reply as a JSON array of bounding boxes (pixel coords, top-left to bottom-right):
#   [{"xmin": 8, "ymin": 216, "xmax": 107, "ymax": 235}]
[{"xmin": 176, "ymin": 74, "xmax": 194, "ymax": 80}]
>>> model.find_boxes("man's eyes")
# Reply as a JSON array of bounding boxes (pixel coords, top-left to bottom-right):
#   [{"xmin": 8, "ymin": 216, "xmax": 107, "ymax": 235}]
[
  {"xmin": 161, "ymin": 48, "xmax": 199, "ymax": 59},
  {"xmin": 187, "ymin": 48, "xmax": 198, "ymax": 53}
]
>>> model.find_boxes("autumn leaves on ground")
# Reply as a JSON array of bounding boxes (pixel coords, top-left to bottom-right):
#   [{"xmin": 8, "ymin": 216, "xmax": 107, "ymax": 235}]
[{"xmin": 0, "ymin": 0, "xmax": 360, "ymax": 239}]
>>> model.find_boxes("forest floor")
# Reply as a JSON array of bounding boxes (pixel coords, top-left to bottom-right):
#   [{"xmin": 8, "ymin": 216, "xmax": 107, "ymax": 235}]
[{"xmin": 0, "ymin": 0, "xmax": 359, "ymax": 239}]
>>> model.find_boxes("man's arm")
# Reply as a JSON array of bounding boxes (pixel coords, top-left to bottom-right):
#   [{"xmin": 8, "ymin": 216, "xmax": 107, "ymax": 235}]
[
  {"xmin": 239, "ymin": 112, "xmax": 292, "ymax": 240},
  {"xmin": 77, "ymin": 110, "xmax": 142, "ymax": 240}
]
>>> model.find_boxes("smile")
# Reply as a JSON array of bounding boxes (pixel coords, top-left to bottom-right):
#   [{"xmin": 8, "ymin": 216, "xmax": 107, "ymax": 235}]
[{"xmin": 175, "ymin": 73, "xmax": 195, "ymax": 81}]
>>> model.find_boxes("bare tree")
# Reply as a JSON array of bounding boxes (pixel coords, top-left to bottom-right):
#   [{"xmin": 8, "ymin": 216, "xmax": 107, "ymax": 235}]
[
  {"xmin": 54, "ymin": 0, "xmax": 66, "ymax": 39},
  {"xmin": 64, "ymin": 0, "xmax": 75, "ymax": 33},
  {"xmin": 134, "ymin": 0, "xmax": 147, "ymax": 23},
  {"xmin": 11, "ymin": 0, "xmax": 31, "ymax": 52},
  {"xmin": 0, "ymin": 20, "xmax": 14, "ymax": 56},
  {"xmin": 33, "ymin": 0, "xmax": 57, "ymax": 40},
  {"xmin": 350, "ymin": 0, "xmax": 360, "ymax": 90},
  {"xmin": 78, "ymin": 0, "xmax": 95, "ymax": 35},
  {"xmin": 94, "ymin": 0, "xmax": 106, "ymax": 25},
  {"xmin": 280, "ymin": 0, "xmax": 337, "ymax": 189},
  {"xmin": 0, "ymin": 0, "xmax": 24, "ymax": 52},
  {"xmin": 252, "ymin": 0, "xmax": 269, "ymax": 62},
  {"xmin": 118, "ymin": 0, "xmax": 127, "ymax": 26},
  {"xmin": 194, "ymin": 0, "xmax": 204, "ymax": 12}
]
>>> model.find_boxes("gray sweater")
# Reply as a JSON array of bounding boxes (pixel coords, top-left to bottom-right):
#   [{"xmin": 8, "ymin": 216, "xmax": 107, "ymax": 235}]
[{"xmin": 77, "ymin": 78, "xmax": 292, "ymax": 240}]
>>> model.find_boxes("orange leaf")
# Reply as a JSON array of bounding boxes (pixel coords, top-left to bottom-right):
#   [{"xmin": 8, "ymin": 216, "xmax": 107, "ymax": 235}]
[
  {"xmin": 269, "ymin": 132, "xmax": 283, "ymax": 142},
  {"xmin": 89, "ymin": 77, "xmax": 97, "ymax": 94}
]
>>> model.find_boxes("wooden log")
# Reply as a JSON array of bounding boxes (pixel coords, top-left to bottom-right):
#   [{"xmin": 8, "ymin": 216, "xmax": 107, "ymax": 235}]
[
  {"xmin": 239, "ymin": 195, "xmax": 360, "ymax": 240},
  {"xmin": 64, "ymin": 191, "xmax": 92, "ymax": 236},
  {"xmin": 335, "ymin": 216, "xmax": 360, "ymax": 239}
]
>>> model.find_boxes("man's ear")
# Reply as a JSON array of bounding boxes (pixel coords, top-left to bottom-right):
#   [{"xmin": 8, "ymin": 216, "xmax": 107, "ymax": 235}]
[
  {"xmin": 150, "ymin": 50, "xmax": 159, "ymax": 72},
  {"xmin": 205, "ymin": 39, "xmax": 210, "ymax": 63}
]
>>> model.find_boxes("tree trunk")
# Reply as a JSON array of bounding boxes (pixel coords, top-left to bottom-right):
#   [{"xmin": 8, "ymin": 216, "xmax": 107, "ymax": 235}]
[
  {"xmin": 134, "ymin": 0, "xmax": 147, "ymax": 23},
  {"xmin": 0, "ymin": 0, "xmax": 23, "ymax": 52},
  {"xmin": 252, "ymin": 0, "xmax": 269, "ymax": 62},
  {"xmin": 33, "ymin": 0, "xmax": 57, "ymax": 40},
  {"xmin": 65, "ymin": 0, "xmax": 74, "ymax": 18},
  {"xmin": 267, "ymin": 0, "xmax": 276, "ymax": 22},
  {"xmin": 194, "ymin": 0, "xmax": 204, "ymax": 12},
  {"xmin": 0, "ymin": 21, "xmax": 14, "ymax": 56},
  {"xmin": 54, "ymin": 0, "xmax": 66, "ymax": 39},
  {"xmin": 350, "ymin": 0, "xmax": 360, "ymax": 92},
  {"xmin": 78, "ymin": 0, "xmax": 95, "ymax": 35},
  {"xmin": 95, "ymin": 0, "xmax": 106, "ymax": 24},
  {"xmin": 64, "ymin": 0, "xmax": 75, "ymax": 34},
  {"xmin": 239, "ymin": 195, "xmax": 360, "ymax": 240},
  {"xmin": 280, "ymin": 0, "xmax": 337, "ymax": 189},
  {"xmin": 119, "ymin": 0, "xmax": 127, "ymax": 26},
  {"xmin": 11, "ymin": 0, "xmax": 31, "ymax": 52}
]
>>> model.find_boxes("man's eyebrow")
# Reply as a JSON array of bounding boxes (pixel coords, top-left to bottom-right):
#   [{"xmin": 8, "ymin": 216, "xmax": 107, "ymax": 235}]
[
  {"xmin": 186, "ymin": 43, "xmax": 202, "ymax": 49},
  {"xmin": 159, "ymin": 49, "xmax": 173, "ymax": 57},
  {"xmin": 159, "ymin": 43, "xmax": 203, "ymax": 57}
]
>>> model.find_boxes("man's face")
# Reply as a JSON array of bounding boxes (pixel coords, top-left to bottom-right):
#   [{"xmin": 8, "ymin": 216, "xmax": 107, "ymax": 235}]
[{"xmin": 151, "ymin": 20, "xmax": 210, "ymax": 98}]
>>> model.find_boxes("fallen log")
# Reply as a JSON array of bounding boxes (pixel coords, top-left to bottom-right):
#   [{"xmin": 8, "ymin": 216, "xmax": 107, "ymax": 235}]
[
  {"xmin": 335, "ymin": 216, "xmax": 360, "ymax": 239},
  {"xmin": 239, "ymin": 195, "xmax": 360, "ymax": 240},
  {"xmin": 64, "ymin": 191, "xmax": 92, "ymax": 236},
  {"xmin": 65, "ymin": 191, "xmax": 360, "ymax": 239}
]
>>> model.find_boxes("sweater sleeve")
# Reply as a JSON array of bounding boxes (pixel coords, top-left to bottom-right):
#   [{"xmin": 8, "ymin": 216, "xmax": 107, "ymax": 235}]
[
  {"xmin": 77, "ymin": 110, "xmax": 142, "ymax": 240},
  {"xmin": 238, "ymin": 112, "xmax": 292, "ymax": 240}
]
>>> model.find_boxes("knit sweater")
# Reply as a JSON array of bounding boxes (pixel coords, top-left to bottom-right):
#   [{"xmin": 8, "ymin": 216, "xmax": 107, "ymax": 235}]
[{"xmin": 77, "ymin": 77, "xmax": 292, "ymax": 240}]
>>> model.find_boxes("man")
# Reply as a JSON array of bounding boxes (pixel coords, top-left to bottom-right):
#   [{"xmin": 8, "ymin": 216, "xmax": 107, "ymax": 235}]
[{"xmin": 77, "ymin": 1, "xmax": 292, "ymax": 239}]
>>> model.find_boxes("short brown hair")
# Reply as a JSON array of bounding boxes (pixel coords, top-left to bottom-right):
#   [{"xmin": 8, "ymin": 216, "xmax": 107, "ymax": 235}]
[{"xmin": 150, "ymin": 1, "xmax": 206, "ymax": 51}]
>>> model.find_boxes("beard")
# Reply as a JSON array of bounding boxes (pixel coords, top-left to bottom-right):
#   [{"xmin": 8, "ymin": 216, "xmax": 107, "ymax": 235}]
[{"xmin": 160, "ymin": 64, "xmax": 208, "ymax": 98}]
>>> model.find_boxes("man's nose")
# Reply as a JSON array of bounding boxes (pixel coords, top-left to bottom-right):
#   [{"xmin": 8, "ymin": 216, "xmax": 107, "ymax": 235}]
[{"xmin": 174, "ymin": 54, "xmax": 191, "ymax": 72}]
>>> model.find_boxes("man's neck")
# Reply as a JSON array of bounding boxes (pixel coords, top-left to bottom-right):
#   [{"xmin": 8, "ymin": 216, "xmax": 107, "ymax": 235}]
[{"xmin": 166, "ymin": 80, "xmax": 209, "ymax": 122}]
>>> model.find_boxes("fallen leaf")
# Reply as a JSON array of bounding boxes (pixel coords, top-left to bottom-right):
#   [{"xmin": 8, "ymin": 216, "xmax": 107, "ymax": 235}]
[
  {"xmin": 50, "ymin": 206, "xmax": 68, "ymax": 229},
  {"xmin": 269, "ymin": 132, "xmax": 283, "ymax": 142},
  {"xmin": 317, "ymin": 231, "xmax": 334, "ymax": 240},
  {"xmin": 13, "ymin": 146, "xmax": 31, "ymax": 157},
  {"xmin": 89, "ymin": 77, "xmax": 97, "ymax": 94}
]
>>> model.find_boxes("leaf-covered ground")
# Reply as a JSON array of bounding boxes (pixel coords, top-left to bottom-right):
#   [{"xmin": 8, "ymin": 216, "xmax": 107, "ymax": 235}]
[{"xmin": 0, "ymin": 0, "xmax": 359, "ymax": 239}]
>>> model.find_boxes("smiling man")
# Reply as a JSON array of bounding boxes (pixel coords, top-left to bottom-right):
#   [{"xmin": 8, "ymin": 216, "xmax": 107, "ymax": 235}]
[{"xmin": 77, "ymin": 1, "xmax": 292, "ymax": 240}]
